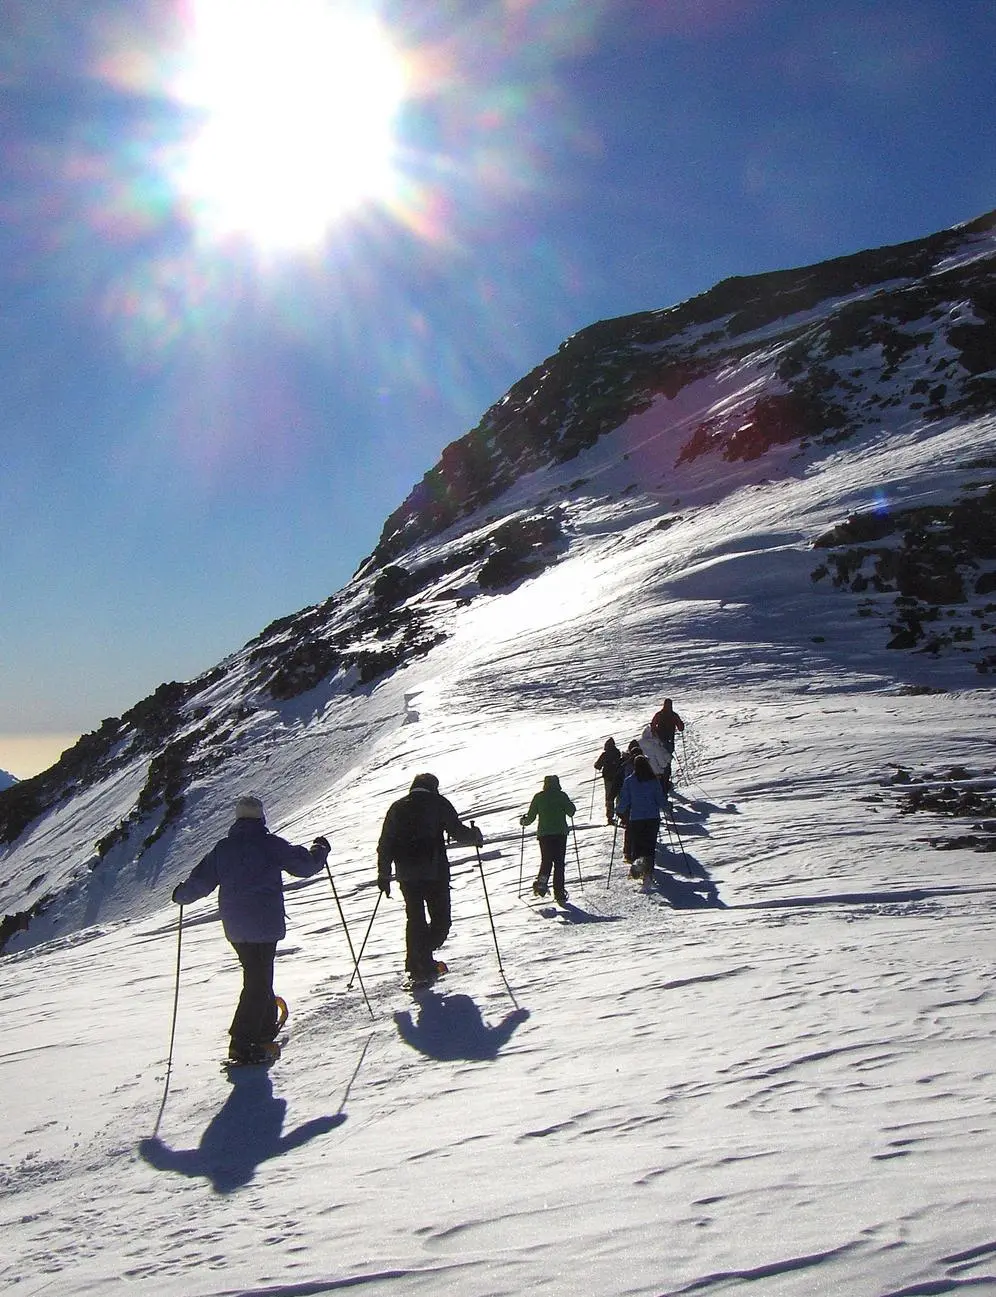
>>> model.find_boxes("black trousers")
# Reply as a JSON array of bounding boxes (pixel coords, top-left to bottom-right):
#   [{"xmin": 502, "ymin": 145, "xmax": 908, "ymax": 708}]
[
  {"xmin": 628, "ymin": 818, "xmax": 660, "ymax": 866},
  {"xmin": 399, "ymin": 878, "xmax": 451, "ymax": 978},
  {"xmin": 603, "ymin": 774, "xmax": 624, "ymax": 821},
  {"xmin": 229, "ymin": 941, "xmax": 278, "ymax": 1051},
  {"xmin": 536, "ymin": 834, "xmax": 568, "ymax": 893}
]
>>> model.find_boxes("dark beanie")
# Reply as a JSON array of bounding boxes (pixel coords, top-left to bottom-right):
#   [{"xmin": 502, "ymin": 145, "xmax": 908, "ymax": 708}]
[{"xmin": 410, "ymin": 772, "xmax": 440, "ymax": 793}]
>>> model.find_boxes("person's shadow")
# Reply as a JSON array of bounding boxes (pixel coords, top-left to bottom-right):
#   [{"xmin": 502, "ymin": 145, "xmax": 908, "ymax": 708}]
[
  {"xmin": 652, "ymin": 845, "xmax": 725, "ymax": 908},
  {"xmin": 395, "ymin": 990, "xmax": 529, "ymax": 1061},
  {"xmin": 138, "ymin": 1066, "xmax": 343, "ymax": 1193}
]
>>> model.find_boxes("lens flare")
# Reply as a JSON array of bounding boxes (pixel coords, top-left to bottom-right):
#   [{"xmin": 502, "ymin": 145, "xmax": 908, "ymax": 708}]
[
  {"xmin": 2, "ymin": 0, "xmax": 612, "ymax": 486},
  {"xmin": 171, "ymin": 0, "xmax": 409, "ymax": 250}
]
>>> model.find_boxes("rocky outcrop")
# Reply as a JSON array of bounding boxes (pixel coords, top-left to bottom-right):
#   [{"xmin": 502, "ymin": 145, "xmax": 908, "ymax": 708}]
[{"xmin": 369, "ymin": 211, "xmax": 996, "ymax": 564}]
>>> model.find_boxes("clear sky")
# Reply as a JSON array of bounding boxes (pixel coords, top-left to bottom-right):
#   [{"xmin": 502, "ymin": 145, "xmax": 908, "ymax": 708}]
[{"xmin": 1, "ymin": 0, "xmax": 994, "ymax": 777}]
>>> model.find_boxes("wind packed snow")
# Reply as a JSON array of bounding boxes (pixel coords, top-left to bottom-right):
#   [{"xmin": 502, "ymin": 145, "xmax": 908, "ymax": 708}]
[{"xmin": 1, "ymin": 393, "xmax": 995, "ymax": 1293}]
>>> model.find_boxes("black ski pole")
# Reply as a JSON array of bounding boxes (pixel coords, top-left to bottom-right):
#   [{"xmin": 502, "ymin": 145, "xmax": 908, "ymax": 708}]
[
  {"xmin": 661, "ymin": 807, "xmax": 677, "ymax": 852},
  {"xmin": 152, "ymin": 903, "xmax": 183, "ymax": 1138},
  {"xmin": 472, "ymin": 825, "xmax": 504, "ymax": 974},
  {"xmin": 325, "ymin": 863, "xmax": 374, "ymax": 1019},
  {"xmin": 606, "ymin": 822, "xmax": 618, "ymax": 887},
  {"xmin": 346, "ymin": 889, "xmax": 383, "ymax": 991},
  {"xmin": 570, "ymin": 818, "xmax": 584, "ymax": 891},
  {"xmin": 665, "ymin": 801, "xmax": 690, "ymax": 872},
  {"xmin": 588, "ymin": 776, "xmax": 597, "ymax": 820},
  {"xmin": 517, "ymin": 822, "xmax": 525, "ymax": 898},
  {"xmin": 678, "ymin": 730, "xmax": 702, "ymax": 799}
]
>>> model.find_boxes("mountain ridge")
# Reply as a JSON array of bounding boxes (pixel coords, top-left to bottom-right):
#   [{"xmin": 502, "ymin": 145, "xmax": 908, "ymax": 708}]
[
  {"xmin": 368, "ymin": 207, "xmax": 996, "ymax": 564},
  {"xmin": 1, "ymin": 208, "xmax": 994, "ymax": 952}
]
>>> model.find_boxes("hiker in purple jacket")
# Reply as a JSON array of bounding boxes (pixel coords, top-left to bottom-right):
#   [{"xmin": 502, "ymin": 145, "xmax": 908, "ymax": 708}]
[{"xmin": 172, "ymin": 795, "xmax": 329, "ymax": 1064}]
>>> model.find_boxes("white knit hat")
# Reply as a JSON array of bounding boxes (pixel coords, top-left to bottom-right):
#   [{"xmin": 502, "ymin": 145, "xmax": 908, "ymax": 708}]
[{"xmin": 234, "ymin": 795, "xmax": 265, "ymax": 821}]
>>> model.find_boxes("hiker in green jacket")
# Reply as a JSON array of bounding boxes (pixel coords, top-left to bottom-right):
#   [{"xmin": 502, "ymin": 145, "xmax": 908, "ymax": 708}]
[{"xmin": 520, "ymin": 775, "xmax": 577, "ymax": 904}]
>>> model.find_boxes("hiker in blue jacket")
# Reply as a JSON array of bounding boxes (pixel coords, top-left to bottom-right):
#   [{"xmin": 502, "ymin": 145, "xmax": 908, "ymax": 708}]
[
  {"xmin": 616, "ymin": 755, "xmax": 668, "ymax": 879},
  {"xmin": 172, "ymin": 795, "xmax": 329, "ymax": 1064}
]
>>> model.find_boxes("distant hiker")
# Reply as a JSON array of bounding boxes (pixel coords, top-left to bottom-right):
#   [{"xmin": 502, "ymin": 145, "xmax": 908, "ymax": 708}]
[
  {"xmin": 520, "ymin": 775, "xmax": 577, "ymax": 905},
  {"xmin": 640, "ymin": 725, "xmax": 674, "ymax": 793},
  {"xmin": 0, "ymin": 910, "xmax": 30, "ymax": 954},
  {"xmin": 650, "ymin": 698, "xmax": 685, "ymax": 753},
  {"xmin": 621, "ymin": 740, "xmax": 643, "ymax": 780},
  {"xmin": 616, "ymin": 755, "xmax": 668, "ymax": 877},
  {"xmin": 618, "ymin": 741, "xmax": 644, "ymax": 857},
  {"xmin": 171, "ymin": 796, "xmax": 329, "ymax": 1065},
  {"xmin": 594, "ymin": 738, "xmax": 625, "ymax": 824},
  {"xmin": 377, "ymin": 773, "xmax": 483, "ymax": 989}
]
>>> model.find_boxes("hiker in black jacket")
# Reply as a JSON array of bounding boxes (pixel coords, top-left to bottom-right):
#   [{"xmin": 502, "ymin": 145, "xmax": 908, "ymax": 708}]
[
  {"xmin": 594, "ymin": 737, "xmax": 625, "ymax": 824},
  {"xmin": 376, "ymin": 773, "xmax": 483, "ymax": 987}
]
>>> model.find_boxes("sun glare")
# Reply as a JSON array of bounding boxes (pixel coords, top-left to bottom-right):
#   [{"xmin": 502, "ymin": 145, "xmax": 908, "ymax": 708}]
[{"xmin": 173, "ymin": 0, "xmax": 407, "ymax": 250}]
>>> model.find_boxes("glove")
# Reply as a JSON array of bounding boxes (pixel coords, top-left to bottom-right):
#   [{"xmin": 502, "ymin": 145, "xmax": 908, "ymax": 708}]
[
  {"xmin": 519, "ymin": 816, "xmax": 529, "ymax": 827},
  {"xmin": 377, "ymin": 873, "xmax": 391, "ymax": 898},
  {"xmin": 171, "ymin": 885, "xmax": 183, "ymax": 904},
  {"xmin": 471, "ymin": 826, "xmax": 484, "ymax": 848},
  {"xmin": 312, "ymin": 836, "xmax": 330, "ymax": 855}
]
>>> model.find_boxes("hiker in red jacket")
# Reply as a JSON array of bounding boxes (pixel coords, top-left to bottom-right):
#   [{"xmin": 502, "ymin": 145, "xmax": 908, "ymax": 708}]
[{"xmin": 649, "ymin": 698, "xmax": 685, "ymax": 753}]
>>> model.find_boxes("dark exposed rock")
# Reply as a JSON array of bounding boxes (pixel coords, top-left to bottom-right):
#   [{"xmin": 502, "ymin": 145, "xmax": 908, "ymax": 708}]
[
  {"xmin": 267, "ymin": 642, "xmax": 344, "ymax": 701},
  {"xmin": 893, "ymin": 765, "xmax": 996, "ymax": 852},
  {"xmin": 811, "ymin": 485, "xmax": 996, "ymax": 667},
  {"xmin": 478, "ymin": 511, "xmax": 567, "ymax": 589},
  {"xmin": 678, "ymin": 391, "xmax": 846, "ymax": 464},
  {"xmin": 372, "ymin": 565, "xmax": 414, "ymax": 609}
]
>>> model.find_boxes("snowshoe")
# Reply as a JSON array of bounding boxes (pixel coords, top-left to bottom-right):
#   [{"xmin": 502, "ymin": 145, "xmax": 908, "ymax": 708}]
[
  {"xmin": 225, "ymin": 1040, "xmax": 281, "ymax": 1069},
  {"xmin": 403, "ymin": 962, "xmax": 443, "ymax": 991}
]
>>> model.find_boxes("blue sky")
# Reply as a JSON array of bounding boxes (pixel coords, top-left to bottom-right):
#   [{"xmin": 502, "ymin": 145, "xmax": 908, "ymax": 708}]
[{"xmin": 1, "ymin": 0, "xmax": 994, "ymax": 776}]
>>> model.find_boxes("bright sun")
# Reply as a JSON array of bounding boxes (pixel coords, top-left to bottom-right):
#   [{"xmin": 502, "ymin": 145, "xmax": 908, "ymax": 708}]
[{"xmin": 173, "ymin": 0, "xmax": 407, "ymax": 250}]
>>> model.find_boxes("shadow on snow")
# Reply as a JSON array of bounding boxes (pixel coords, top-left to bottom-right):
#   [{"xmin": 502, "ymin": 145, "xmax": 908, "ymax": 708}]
[
  {"xmin": 524, "ymin": 895, "xmax": 626, "ymax": 924},
  {"xmin": 138, "ymin": 1067, "xmax": 343, "ymax": 1194},
  {"xmin": 728, "ymin": 884, "xmax": 996, "ymax": 912},
  {"xmin": 651, "ymin": 842, "xmax": 725, "ymax": 909},
  {"xmin": 394, "ymin": 989, "xmax": 529, "ymax": 1061}
]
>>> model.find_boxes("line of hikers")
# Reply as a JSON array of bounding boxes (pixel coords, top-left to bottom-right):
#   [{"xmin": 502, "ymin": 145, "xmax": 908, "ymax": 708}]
[{"xmin": 171, "ymin": 701, "xmax": 684, "ymax": 1063}]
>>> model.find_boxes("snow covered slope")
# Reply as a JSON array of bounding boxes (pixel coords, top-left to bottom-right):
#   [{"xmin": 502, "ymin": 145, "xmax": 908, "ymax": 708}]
[
  {"xmin": 0, "ymin": 213, "xmax": 994, "ymax": 1295},
  {"xmin": 0, "ymin": 545, "xmax": 993, "ymax": 1295},
  {"xmin": 2, "ymin": 211, "xmax": 994, "ymax": 949}
]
